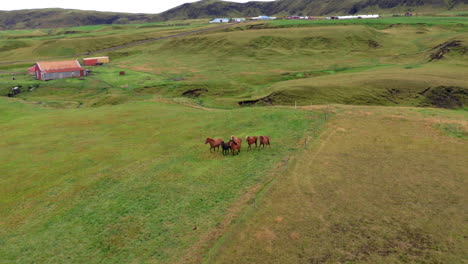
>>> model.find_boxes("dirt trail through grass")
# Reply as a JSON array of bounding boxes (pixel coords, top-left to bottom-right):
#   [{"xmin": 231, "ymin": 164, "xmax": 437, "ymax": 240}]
[
  {"xmin": 0, "ymin": 23, "xmax": 236, "ymax": 65},
  {"xmin": 209, "ymin": 105, "xmax": 467, "ymax": 263}
]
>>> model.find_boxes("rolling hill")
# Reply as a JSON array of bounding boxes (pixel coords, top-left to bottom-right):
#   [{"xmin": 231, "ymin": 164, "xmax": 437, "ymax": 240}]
[
  {"xmin": 0, "ymin": 13, "xmax": 467, "ymax": 264},
  {"xmin": 0, "ymin": 8, "xmax": 159, "ymax": 30},
  {"xmin": 160, "ymin": 0, "xmax": 468, "ymax": 20},
  {"xmin": 1, "ymin": 0, "xmax": 468, "ymax": 30}
]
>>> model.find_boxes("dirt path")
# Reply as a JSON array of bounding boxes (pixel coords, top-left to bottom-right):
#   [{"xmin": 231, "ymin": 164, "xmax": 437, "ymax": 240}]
[
  {"xmin": 208, "ymin": 105, "xmax": 468, "ymax": 263},
  {"xmin": 0, "ymin": 23, "xmax": 238, "ymax": 66},
  {"xmin": 146, "ymin": 97, "xmax": 224, "ymax": 112}
]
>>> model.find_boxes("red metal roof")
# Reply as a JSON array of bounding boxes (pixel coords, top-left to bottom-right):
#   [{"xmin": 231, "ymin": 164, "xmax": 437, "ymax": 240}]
[{"xmin": 37, "ymin": 60, "xmax": 83, "ymax": 73}]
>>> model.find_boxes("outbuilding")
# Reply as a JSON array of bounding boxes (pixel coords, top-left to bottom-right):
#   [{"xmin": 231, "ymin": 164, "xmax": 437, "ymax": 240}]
[
  {"xmin": 251, "ymin": 16, "xmax": 277, "ymax": 20},
  {"xmin": 33, "ymin": 60, "xmax": 85, "ymax": 81},
  {"xmin": 231, "ymin": 18, "xmax": 246, "ymax": 22},
  {"xmin": 209, "ymin": 18, "xmax": 229, "ymax": 23},
  {"xmin": 83, "ymin": 56, "xmax": 110, "ymax": 66}
]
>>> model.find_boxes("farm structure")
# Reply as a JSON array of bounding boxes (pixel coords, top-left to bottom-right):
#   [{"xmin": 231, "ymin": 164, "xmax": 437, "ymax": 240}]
[
  {"xmin": 32, "ymin": 60, "xmax": 85, "ymax": 81},
  {"xmin": 231, "ymin": 18, "xmax": 246, "ymax": 22},
  {"xmin": 287, "ymin": 16, "xmax": 314, "ymax": 20},
  {"xmin": 251, "ymin": 16, "xmax": 277, "ymax": 20},
  {"xmin": 83, "ymin": 56, "xmax": 110, "ymax": 66},
  {"xmin": 209, "ymin": 18, "xmax": 229, "ymax": 23},
  {"xmin": 327, "ymin": 14, "xmax": 380, "ymax": 20}
]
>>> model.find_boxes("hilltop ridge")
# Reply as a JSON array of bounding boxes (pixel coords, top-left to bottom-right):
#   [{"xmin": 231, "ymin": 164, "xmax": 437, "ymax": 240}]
[{"xmin": 1, "ymin": 0, "xmax": 468, "ymax": 29}]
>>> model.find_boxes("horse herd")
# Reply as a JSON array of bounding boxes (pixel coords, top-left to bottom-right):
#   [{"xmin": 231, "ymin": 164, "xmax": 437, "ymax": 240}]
[{"xmin": 205, "ymin": 136, "xmax": 271, "ymax": 156}]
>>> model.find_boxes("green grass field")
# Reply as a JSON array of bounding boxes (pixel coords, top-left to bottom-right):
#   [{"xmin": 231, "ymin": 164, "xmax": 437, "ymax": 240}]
[
  {"xmin": 209, "ymin": 105, "xmax": 468, "ymax": 263},
  {"xmin": 1, "ymin": 16, "xmax": 467, "ymax": 263},
  {"xmin": 0, "ymin": 98, "xmax": 323, "ymax": 263},
  {"xmin": 1, "ymin": 16, "xmax": 466, "ymax": 109},
  {"xmin": 266, "ymin": 16, "xmax": 468, "ymax": 28}
]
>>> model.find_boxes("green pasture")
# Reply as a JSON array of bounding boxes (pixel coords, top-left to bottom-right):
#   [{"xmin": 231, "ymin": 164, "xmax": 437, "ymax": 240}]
[
  {"xmin": 0, "ymin": 15, "xmax": 467, "ymax": 264},
  {"xmin": 1, "ymin": 17, "xmax": 467, "ymax": 110},
  {"xmin": 265, "ymin": 16, "xmax": 468, "ymax": 28},
  {"xmin": 209, "ymin": 105, "xmax": 468, "ymax": 263},
  {"xmin": 0, "ymin": 98, "xmax": 321, "ymax": 263},
  {"xmin": 0, "ymin": 21, "xmax": 213, "ymax": 62}
]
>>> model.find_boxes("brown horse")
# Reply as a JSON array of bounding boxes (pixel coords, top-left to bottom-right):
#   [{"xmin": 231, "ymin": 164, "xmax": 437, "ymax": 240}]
[
  {"xmin": 205, "ymin": 137, "xmax": 223, "ymax": 152},
  {"xmin": 230, "ymin": 136, "xmax": 242, "ymax": 155},
  {"xmin": 245, "ymin": 136, "xmax": 258, "ymax": 151},
  {"xmin": 259, "ymin": 136, "xmax": 271, "ymax": 148}
]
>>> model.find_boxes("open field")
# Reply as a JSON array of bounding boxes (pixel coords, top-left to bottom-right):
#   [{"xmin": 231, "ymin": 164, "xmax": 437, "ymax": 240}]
[
  {"xmin": 0, "ymin": 20, "xmax": 212, "ymax": 63},
  {"xmin": 0, "ymin": 15, "xmax": 467, "ymax": 263},
  {"xmin": 1, "ymin": 17, "xmax": 466, "ymax": 109},
  {"xmin": 0, "ymin": 97, "xmax": 323, "ymax": 263},
  {"xmin": 266, "ymin": 16, "xmax": 468, "ymax": 28},
  {"xmin": 209, "ymin": 105, "xmax": 468, "ymax": 263}
]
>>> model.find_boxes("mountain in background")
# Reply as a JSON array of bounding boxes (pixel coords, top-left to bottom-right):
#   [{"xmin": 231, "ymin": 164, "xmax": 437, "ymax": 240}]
[
  {"xmin": 1, "ymin": 0, "xmax": 468, "ymax": 29},
  {"xmin": 0, "ymin": 9, "xmax": 159, "ymax": 30},
  {"xmin": 161, "ymin": 0, "xmax": 468, "ymax": 19}
]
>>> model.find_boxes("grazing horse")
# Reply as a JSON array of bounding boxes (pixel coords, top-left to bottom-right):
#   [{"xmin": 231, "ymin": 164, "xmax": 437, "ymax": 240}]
[
  {"xmin": 220, "ymin": 141, "xmax": 231, "ymax": 156},
  {"xmin": 259, "ymin": 136, "xmax": 271, "ymax": 148},
  {"xmin": 205, "ymin": 137, "xmax": 223, "ymax": 152},
  {"xmin": 245, "ymin": 136, "xmax": 258, "ymax": 151},
  {"xmin": 230, "ymin": 136, "xmax": 242, "ymax": 155}
]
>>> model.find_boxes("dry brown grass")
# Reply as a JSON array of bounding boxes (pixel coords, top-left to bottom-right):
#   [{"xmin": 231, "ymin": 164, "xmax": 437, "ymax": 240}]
[{"xmin": 209, "ymin": 105, "xmax": 468, "ymax": 263}]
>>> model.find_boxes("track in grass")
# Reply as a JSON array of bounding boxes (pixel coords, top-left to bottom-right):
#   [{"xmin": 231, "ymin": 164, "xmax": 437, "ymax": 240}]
[
  {"xmin": 0, "ymin": 98, "xmax": 324, "ymax": 263},
  {"xmin": 209, "ymin": 105, "xmax": 468, "ymax": 263}
]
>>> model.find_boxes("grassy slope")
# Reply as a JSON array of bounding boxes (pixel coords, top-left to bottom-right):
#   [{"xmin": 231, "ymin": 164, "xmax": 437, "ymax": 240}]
[
  {"xmin": 0, "ymin": 20, "xmax": 209, "ymax": 62},
  {"xmin": 0, "ymin": 8, "xmax": 161, "ymax": 30},
  {"xmin": 1, "ymin": 17, "xmax": 467, "ymax": 109},
  {"xmin": 0, "ymin": 16, "xmax": 467, "ymax": 264},
  {"xmin": 158, "ymin": 0, "xmax": 468, "ymax": 20},
  {"xmin": 0, "ymin": 97, "xmax": 321, "ymax": 263},
  {"xmin": 210, "ymin": 105, "xmax": 468, "ymax": 263},
  {"xmin": 113, "ymin": 18, "xmax": 468, "ymax": 107}
]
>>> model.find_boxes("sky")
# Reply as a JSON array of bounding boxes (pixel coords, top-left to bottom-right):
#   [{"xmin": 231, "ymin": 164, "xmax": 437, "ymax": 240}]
[{"xmin": 0, "ymin": 0, "xmax": 274, "ymax": 14}]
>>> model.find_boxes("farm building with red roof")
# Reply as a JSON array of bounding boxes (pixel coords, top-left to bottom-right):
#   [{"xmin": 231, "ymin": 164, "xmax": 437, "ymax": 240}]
[{"xmin": 32, "ymin": 60, "xmax": 85, "ymax": 81}]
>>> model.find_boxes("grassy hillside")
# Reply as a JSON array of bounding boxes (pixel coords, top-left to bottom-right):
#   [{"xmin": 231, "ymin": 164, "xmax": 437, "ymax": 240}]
[
  {"xmin": 161, "ymin": 0, "xmax": 468, "ymax": 20},
  {"xmin": 2, "ymin": 16, "xmax": 466, "ymax": 109},
  {"xmin": 210, "ymin": 105, "xmax": 468, "ymax": 263},
  {"xmin": 0, "ymin": 20, "xmax": 210, "ymax": 62},
  {"xmin": 0, "ymin": 8, "xmax": 160, "ymax": 30},
  {"xmin": 1, "ymin": 15, "xmax": 467, "ymax": 264},
  {"xmin": 2, "ymin": 0, "xmax": 468, "ymax": 30},
  {"xmin": 0, "ymin": 98, "xmax": 321, "ymax": 263}
]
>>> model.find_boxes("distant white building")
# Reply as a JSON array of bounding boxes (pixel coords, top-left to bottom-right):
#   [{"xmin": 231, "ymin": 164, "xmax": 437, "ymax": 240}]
[
  {"xmin": 327, "ymin": 14, "xmax": 380, "ymax": 20},
  {"xmin": 231, "ymin": 18, "xmax": 246, "ymax": 22},
  {"xmin": 251, "ymin": 16, "xmax": 277, "ymax": 20},
  {"xmin": 209, "ymin": 18, "xmax": 230, "ymax": 23}
]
